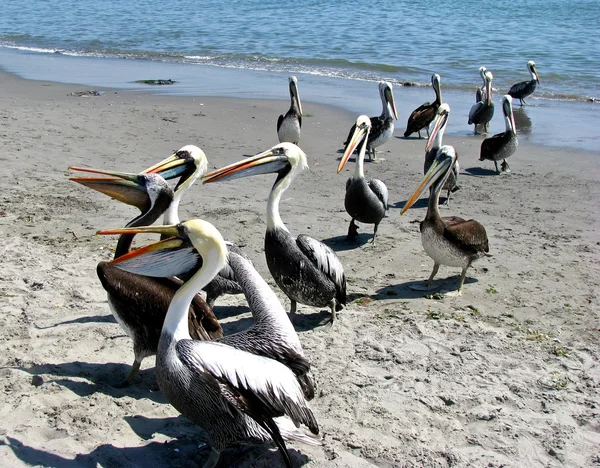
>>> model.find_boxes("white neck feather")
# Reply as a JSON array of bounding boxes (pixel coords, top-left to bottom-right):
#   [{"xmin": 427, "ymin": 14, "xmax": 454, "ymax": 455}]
[
  {"xmin": 354, "ymin": 141, "xmax": 366, "ymax": 179},
  {"xmin": 163, "ymin": 245, "xmax": 225, "ymax": 341},
  {"xmin": 163, "ymin": 193, "xmax": 181, "ymax": 224},
  {"xmin": 267, "ymin": 175, "xmax": 292, "ymax": 232}
]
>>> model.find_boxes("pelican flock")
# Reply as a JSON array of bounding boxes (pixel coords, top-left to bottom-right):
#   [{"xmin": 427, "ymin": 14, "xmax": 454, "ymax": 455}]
[{"xmin": 61, "ymin": 55, "xmax": 540, "ymax": 466}]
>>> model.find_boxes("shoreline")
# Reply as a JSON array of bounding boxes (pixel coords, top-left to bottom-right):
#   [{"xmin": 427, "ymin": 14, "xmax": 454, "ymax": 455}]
[
  {"xmin": 1, "ymin": 47, "xmax": 599, "ymax": 153},
  {"xmin": 0, "ymin": 60, "xmax": 599, "ymax": 467}
]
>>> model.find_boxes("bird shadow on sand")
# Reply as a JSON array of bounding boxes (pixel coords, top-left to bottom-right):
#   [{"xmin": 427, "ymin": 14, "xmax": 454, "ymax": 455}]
[
  {"xmin": 390, "ymin": 198, "xmax": 429, "ymax": 210},
  {"xmin": 220, "ymin": 316, "xmax": 256, "ymax": 336},
  {"xmin": 463, "ymin": 166, "xmax": 499, "ymax": 177},
  {"xmin": 213, "ymin": 304, "xmax": 250, "ymax": 321},
  {"xmin": 34, "ymin": 314, "xmax": 116, "ymax": 329},
  {"xmin": 8, "ymin": 361, "xmax": 165, "ymax": 402},
  {"xmin": 397, "ymin": 135, "xmax": 427, "ymax": 141},
  {"xmin": 321, "ymin": 233, "xmax": 373, "ymax": 251},
  {"xmin": 292, "ymin": 309, "xmax": 334, "ymax": 332},
  {"xmin": 371, "ymin": 276, "xmax": 479, "ymax": 301}
]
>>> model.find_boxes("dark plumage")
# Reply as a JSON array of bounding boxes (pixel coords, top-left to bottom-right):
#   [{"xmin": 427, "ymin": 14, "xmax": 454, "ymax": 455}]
[
  {"xmin": 508, "ymin": 60, "xmax": 540, "ymax": 106},
  {"xmin": 468, "ymin": 70, "xmax": 494, "ymax": 134},
  {"xmin": 480, "ymin": 95, "xmax": 518, "ymax": 173},
  {"xmin": 404, "ymin": 74, "xmax": 442, "ymax": 138},
  {"xmin": 277, "ymin": 76, "xmax": 303, "ymax": 144}
]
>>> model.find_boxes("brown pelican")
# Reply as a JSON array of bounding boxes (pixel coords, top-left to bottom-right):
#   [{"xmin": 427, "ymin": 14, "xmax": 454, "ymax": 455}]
[
  {"xmin": 480, "ymin": 95, "xmax": 518, "ymax": 173},
  {"xmin": 343, "ymin": 81, "xmax": 398, "ymax": 161},
  {"xmin": 338, "ymin": 115, "xmax": 388, "ymax": 244},
  {"xmin": 475, "ymin": 66, "xmax": 488, "ymax": 103},
  {"xmin": 203, "ymin": 143, "xmax": 347, "ymax": 323},
  {"xmin": 277, "ymin": 76, "xmax": 303, "ymax": 145},
  {"xmin": 401, "ymin": 146, "xmax": 489, "ymax": 296},
  {"xmin": 508, "ymin": 61, "xmax": 540, "ymax": 106},
  {"xmin": 98, "ymin": 220, "xmax": 320, "ymax": 468},
  {"xmin": 69, "ymin": 171, "xmax": 222, "ymax": 386},
  {"xmin": 468, "ymin": 71, "xmax": 494, "ymax": 134},
  {"xmin": 404, "ymin": 74, "xmax": 442, "ymax": 139},
  {"xmin": 425, "ymin": 103, "xmax": 460, "ymax": 204}
]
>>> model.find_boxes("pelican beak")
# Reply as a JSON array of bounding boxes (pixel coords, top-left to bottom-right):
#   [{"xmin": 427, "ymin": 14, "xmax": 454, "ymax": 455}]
[
  {"xmin": 291, "ymin": 78, "xmax": 303, "ymax": 116},
  {"xmin": 202, "ymin": 148, "xmax": 289, "ymax": 184},
  {"xmin": 385, "ymin": 87, "xmax": 399, "ymax": 120},
  {"xmin": 69, "ymin": 167, "xmax": 149, "ymax": 211},
  {"xmin": 338, "ymin": 123, "xmax": 368, "ymax": 173},
  {"xmin": 97, "ymin": 224, "xmax": 201, "ymax": 277},
  {"xmin": 400, "ymin": 158, "xmax": 450, "ymax": 215},
  {"xmin": 141, "ymin": 153, "xmax": 190, "ymax": 180},
  {"xmin": 534, "ymin": 70, "xmax": 540, "ymax": 84},
  {"xmin": 425, "ymin": 113, "xmax": 448, "ymax": 152}
]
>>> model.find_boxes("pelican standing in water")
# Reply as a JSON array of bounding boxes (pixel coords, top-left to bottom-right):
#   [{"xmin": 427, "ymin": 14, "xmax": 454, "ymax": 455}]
[
  {"xmin": 425, "ymin": 103, "xmax": 460, "ymax": 204},
  {"xmin": 343, "ymin": 81, "xmax": 398, "ymax": 161},
  {"xmin": 98, "ymin": 220, "xmax": 320, "ymax": 468},
  {"xmin": 203, "ymin": 143, "xmax": 347, "ymax": 323},
  {"xmin": 338, "ymin": 115, "xmax": 388, "ymax": 244},
  {"xmin": 401, "ymin": 146, "xmax": 489, "ymax": 295},
  {"xmin": 468, "ymin": 71, "xmax": 494, "ymax": 134},
  {"xmin": 277, "ymin": 76, "xmax": 303, "ymax": 145},
  {"xmin": 480, "ymin": 95, "xmax": 518, "ymax": 173},
  {"xmin": 404, "ymin": 74, "xmax": 442, "ymax": 139},
  {"xmin": 69, "ymin": 170, "xmax": 221, "ymax": 386},
  {"xmin": 475, "ymin": 66, "xmax": 488, "ymax": 103},
  {"xmin": 508, "ymin": 61, "xmax": 540, "ymax": 106}
]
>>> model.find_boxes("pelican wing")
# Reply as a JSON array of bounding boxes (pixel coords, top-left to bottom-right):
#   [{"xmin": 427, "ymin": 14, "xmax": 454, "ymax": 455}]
[
  {"xmin": 443, "ymin": 219, "xmax": 489, "ymax": 254},
  {"xmin": 276, "ymin": 114, "xmax": 284, "ymax": 133},
  {"xmin": 468, "ymin": 102, "xmax": 484, "ymax": 124},
  {"xmin": 480, "ymin": 132, "xmax": 505, "ymax": 155},
  {"xmin": 368, "ymin": 178, "xmax": 388, "ymax": 209},
  {"xmin": 176, "ymin": 340, "xmax": 319, "ymax": 434},
  {"xmin": 342, "ymin": 122, "xmax": 358, "ymax": 147},
  {"xmin": 296, "ymin": 235, "xmax": 346, "ymax": 304},
  {"xmin": 509, "ymin": 80, "xmax": 528, "ymax": 97}
]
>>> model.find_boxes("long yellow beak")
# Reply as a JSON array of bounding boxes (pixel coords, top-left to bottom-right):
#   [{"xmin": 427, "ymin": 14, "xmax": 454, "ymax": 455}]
[{"xmin": 338, "ymin": 124, "xmax": 368, "ymax": 173}]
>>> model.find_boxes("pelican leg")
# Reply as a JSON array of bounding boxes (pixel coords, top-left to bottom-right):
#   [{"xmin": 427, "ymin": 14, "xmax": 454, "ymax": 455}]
[
  {"xmin": 443, "ymin": 190, "xmax": 451, "ymax": 206},
  {"xmin": 494, "ymin": 161, "xmax": 500, "ymax": 174},
  {"xmin": 202, "ymin": 448, "xmax": 222, "ymax": 468},
  {"xmin": 370, "ymin": 223, "xmax": 379, "ymax": 245},
  {"xmin": 501, "ymin": 160, "xmax": 511, "ymax": 173},
  {"xmin": 417, "ymin": 129, "xmax": 422, "ymax": 139},
  {"xmin": 444, "ymin": 267, "xmax": 468, "ymax": 297},
  {"xmin": 289, "ymin": 299, "xmax": 297, "ymax": 317},
  {"xmin": 326, "ymin": 299, "xmax": 337, "ymax": 325},
  {"xmin": 408, "ymin": 262, "xmax": 440, "ymax": 291},
  {"xmin": 370, "ymin": 148, "xmax": 377, "ymax": 161},
  {"xmin": 346, "ymin": 219, "xmax": 359, "ymax": 241},
  {"xmin": 116, "ymin": 358, "xmax": 142, "ymax": 388}
]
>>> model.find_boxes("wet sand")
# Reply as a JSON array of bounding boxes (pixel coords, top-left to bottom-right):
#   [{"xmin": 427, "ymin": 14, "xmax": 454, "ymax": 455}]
[{"xmin": 0, "ymin": 69, "xmax": 599, "ymax": 467}]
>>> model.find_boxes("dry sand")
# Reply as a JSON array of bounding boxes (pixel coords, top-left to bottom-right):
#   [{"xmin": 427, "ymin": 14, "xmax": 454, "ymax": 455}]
[{"xmin": 0, "ymin": 69, "xmax": 599, "ymax": 467}]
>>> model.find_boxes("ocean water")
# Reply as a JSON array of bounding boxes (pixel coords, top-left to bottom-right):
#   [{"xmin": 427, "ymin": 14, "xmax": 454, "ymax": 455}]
[
  {"xmin": 1, "ymin": 0, "xmax": 599, "ymax": 101},
  {"xmin": 0, "ymin": 0, "xmax": 599, "ymax": 151}
]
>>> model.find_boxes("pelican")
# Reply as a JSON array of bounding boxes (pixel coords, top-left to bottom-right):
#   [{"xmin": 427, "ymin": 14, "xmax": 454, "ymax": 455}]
[
  {"xmin": 425, "ymin": 103, "xmax": 460, "ymax": 204},
  {"xmin": 98, "ymin": 220, "xmax": 320, "ymax": 468},
  {"xmin": 480, "ymin": 95, "xmax": 518, "ymax": 173},
  {"xmin": 343, "ymin": 81, "xmax": 398, "ymax": 161},
  {"xmin": 475, "ymin": 66, "xmax": 488, "ymax": 103},
  {"xmin": 69, "ymin": 171, "xmax": 221, "ymax": 386},
  {"xmin": 338, "ymin": 115, "xmax": 388, "ymax": 244},
  {"xmin": 141, "ymin": 145, "xmax": 250, "ymax": 307},
  {"xmin": 508, "ymin": 61, "xmax": 540, "ymax": 106},
  {"xmin": 203, "ymin": 143, "xmax": 347, "ymax": 323},
  {"xmin": 73, "ymin": 145, "xmax": 248, "ymax": 308},
  {"xmin": 401, "ymin": 146, "xmax": 489, "ymax": 296},
  {"xmin": 277, "ymin": 76, "xmax": 303, "ymax": 145},
  {"xmin": 468, "ymin": 70, "xmax": 494, "ymax": 134},
  {"xmin": 404, "ymin": 74, "xmax": 442, "ymax": 139}
]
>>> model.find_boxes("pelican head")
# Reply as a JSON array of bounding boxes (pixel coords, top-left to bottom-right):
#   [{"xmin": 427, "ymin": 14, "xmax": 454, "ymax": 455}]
[
  {"xmin": 502, "ymin": 95, "xmax": 517, "ymax": 136},
  {"xmin": 143, "ymin": 145, "xmax": 208, "ymax": 195},
  {"xmin": 479, "ymin": 66, "xmax": 487, "ymax": 76},
  {"xmin": 338, "ymin": 115, "xmax": 371, "ymax": 173},
  {"xmin": 527, "ymin": 61, "xmax": 540, "ymax": 84},
  {"xmin": 202, "ymin": 142, "xmax": 308, "ymax": 186},
  {"xmin": 379, "ymin": 81, "xmax": 399, "ymax": 120},
  {"xmin": 98, "ymin": 219, "xmax": 227, "ymax": 280},
  {"xmin": 401, "ymin": 145, "xmax": 457, "ymax": 215},
  {"xmin": 485, "ymin": 71, "xmax": 493, "ymax": 83},
  {"xmin": 425, "ymin": 103, "xmax": 450, "ymax": 152},
  {"xmin": 69, "ymin": 169, "xmax": 173, "ymax": 213},
  {"xmin": 289, "ymin": 76, "xmax": 303, "ymax": 115}
]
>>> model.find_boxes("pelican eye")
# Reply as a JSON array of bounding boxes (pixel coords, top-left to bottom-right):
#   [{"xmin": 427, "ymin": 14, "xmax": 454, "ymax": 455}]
[{"xmin": 175, "ymin": 150, "xmax": 191, "ymax": 159}]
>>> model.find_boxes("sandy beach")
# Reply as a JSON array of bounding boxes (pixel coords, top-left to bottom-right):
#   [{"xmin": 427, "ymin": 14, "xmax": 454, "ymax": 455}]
[{"xmin": 0, "ymin": 69, "xmax": 599, "ymax": 467}]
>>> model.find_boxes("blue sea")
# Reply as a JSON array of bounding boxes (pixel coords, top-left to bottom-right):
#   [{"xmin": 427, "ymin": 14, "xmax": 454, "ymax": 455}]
[{"xmin": 1, "ymin": 0, "xmax": 599, "ymax": 150}]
